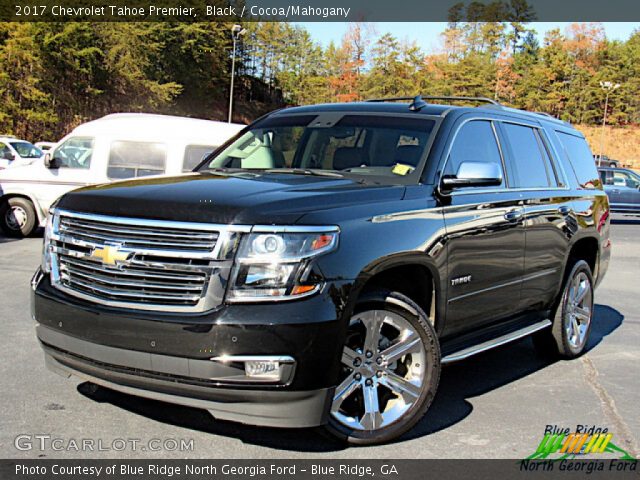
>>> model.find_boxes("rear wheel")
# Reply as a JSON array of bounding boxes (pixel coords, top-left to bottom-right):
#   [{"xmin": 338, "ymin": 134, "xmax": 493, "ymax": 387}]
[
  {"xmin": 533, "ymin": 260, "xmax": 594, "ymax": 358},
  {"xmin": 326, "ymin": 290, "xmax": 440, "ymax": 445},
  {"xmin": 0, "ymin": 197, "xmax": 37, "ymax": 237}
]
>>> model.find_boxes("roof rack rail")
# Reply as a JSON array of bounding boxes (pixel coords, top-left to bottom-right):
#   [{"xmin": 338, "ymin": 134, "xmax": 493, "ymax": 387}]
[
  {"xmin": 365, "ymin": 95, "xmax": 502, "ymax": 107},
  {"xmin": 533, "ymin": 111, "xmax": 556, "ymax": 118}
]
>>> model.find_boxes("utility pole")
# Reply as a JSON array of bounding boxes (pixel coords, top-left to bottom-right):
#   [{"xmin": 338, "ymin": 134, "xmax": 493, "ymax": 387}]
[
  {"xmin": 598, "ymin": 81, "xmax": 620, "ymax": 166},
  {"xmin": 228, "ymin": 24, "xmax": 246, "ymax": 123}
]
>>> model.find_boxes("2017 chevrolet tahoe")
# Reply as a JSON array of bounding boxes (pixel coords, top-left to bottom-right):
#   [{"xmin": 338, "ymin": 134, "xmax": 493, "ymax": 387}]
[{"xmin": 32, "ymin": 96, "xmax": 611, "ymax": 444}]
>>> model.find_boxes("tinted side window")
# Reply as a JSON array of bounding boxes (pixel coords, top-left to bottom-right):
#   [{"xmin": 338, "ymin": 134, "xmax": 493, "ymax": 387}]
[
  {"xmin": 502, "ymin": 123, "xmax": 555, "ymax": 188},
  {"xmin": 108, "ymin": 141, "xmax": 166, "ymax": 179},
  {"xmin": 613, "ymin": 170, "xmax": 640, "ymax": 188},
  {"xmin": 556, "ymin": 132, "xmax": 600, "ymax": 189},
  {"xmin": 445, "ymin": 120, "xmax": 505, "ymax": 187},
  {"xmin": 183, "ymin": 145, "xmax": 217, "ymax": 172}
]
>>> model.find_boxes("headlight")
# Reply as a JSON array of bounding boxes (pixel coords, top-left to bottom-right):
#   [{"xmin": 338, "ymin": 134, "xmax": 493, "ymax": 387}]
[
  {"xmin": 41, "ymin": 209, "xmax": 56, "ymax": 273},
  {"xmin": 227, "ymin": 228, "xmax": 338, "ymax": 302}
]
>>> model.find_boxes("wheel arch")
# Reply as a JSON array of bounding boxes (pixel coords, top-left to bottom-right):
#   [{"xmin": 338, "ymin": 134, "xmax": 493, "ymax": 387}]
[
  {"xmin": 566, "ymin": 236, "xmax": 599, "ymax": 281},
  {"xmin": 345, "ymin": 254, "xmax": 445, "ymax": 335},
  {"xmin": 0, "ymin": 192, "xmax": 44, "ymax": 224}
]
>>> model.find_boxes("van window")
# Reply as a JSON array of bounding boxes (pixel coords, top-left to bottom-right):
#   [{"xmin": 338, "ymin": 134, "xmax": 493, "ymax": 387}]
[
  {"xmin": 108, "ymin": 141, "xmax": 166, "ymax": 179},
  {"xmin": 502, "ymin": 123, "xmax": 556, "ymax": 188},
  {"xmin": 52, "ymin": 137, "xmax": 93, "ymax": 169},
  {"xmin": 445, "ymin": 120, "xmax": 505, "ymax": 188},
  {"xmin": 183, "ymin": 145, "xmax": 217, "ymax": 172},
  {"xmin": 556, "ymin": 132, "xmax": 600, "ymax": 189}
]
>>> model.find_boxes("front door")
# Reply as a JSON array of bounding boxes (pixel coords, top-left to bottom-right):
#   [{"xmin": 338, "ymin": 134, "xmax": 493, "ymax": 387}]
[
  {"xmin": 607, "ymin": 170, "xmax": 640, "ymax": 212},
  {"xmin": 441, "ymin": 118, "xmax": 525, "ymax": 336}
]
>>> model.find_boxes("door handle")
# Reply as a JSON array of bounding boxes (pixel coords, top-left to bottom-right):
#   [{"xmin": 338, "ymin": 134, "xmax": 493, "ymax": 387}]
[
  {"xmin": 504, "ymin": 209, "xmax": 523, "ymax": 222},
  {"xmin": 558, "ymin": 206, "xmax": 572, "ymax": 216}
]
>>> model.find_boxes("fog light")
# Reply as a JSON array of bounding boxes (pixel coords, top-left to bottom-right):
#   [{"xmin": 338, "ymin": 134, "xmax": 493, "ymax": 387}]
[
  {"xmin": 245, "ymin": 360, "xmax": 281, "ymax": 379},
  {"xmin": 212, "ymin": 355, "xmax": 295, "ymax": 383}
]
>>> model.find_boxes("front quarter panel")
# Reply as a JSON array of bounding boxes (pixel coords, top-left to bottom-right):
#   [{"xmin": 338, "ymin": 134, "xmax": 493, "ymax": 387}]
[{"xmin": 303, "ymin": 189, "xmax": 448, "ymax": 332}]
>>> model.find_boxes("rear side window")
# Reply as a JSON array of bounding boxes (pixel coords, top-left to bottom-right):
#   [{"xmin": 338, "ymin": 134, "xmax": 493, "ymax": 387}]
[
  {"xmin": 556, "ymin": 132, "xmax": 600, "ymax": 189},
  {"xmin": 108, "ymin": 141, "xmax": 167, "ymax": 179},
  {"xmin": 183, "ymin": 145, "xmax": 217, "ymax": 172},
  {"xmin": 444, "ymin": 120, "xmax": 505, "ymax": 188},
  {"xmin": 502, "ymin": 123, "xmax": 557, "ymax": 188}
]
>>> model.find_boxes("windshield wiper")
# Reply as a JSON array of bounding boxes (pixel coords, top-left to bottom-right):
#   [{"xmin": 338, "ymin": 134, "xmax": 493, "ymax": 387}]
[
  {"xmin": 203, "ymin": 167, "xmax": 247, "ymax": 174},
  {"xmin": 264, "ymin": 168, "xmax": 344, "ymax": 178}
]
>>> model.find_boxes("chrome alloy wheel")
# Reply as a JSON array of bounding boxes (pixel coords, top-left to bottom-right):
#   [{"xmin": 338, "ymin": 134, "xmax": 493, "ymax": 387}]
[
  {"xmin": 5, "ymin": 205, "xmax": 27, "ymax": 230},
  {"xmin": 564, "ymin": 271, "xmax": 593, "ymax": 350},
  {"xmin": 331, "ymin": 310, "xmax": 427, "ymax": 431}
]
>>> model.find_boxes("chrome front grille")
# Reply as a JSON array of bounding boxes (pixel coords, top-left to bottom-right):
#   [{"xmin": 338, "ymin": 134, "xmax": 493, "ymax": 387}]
[
  {"xmin": 49, "ymin": 210, "xmax": 247, "ymax": 312},
  {"xmin": 58, "ymin": 216, "xmax": 219, "ymax": 253},
  {"xmin": 57, "ymin": 253, "xmax": 207, "ymax": 306}
]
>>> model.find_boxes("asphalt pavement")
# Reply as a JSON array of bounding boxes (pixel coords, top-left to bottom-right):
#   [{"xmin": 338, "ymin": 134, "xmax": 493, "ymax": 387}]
[{"xmin": 0, "ymin": 215, "xmax": 638, "ymax": 459}]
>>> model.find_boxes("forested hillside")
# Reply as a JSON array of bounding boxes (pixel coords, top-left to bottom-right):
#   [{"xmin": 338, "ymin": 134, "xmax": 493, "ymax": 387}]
[{"xmin": 0, "ymin": 19, "xmax": 638, "ymax": 165}]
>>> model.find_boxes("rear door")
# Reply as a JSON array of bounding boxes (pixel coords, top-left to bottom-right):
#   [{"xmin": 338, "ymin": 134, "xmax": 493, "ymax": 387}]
[
  {"xmin": 498, "ymin": 121, "xmax": 569, "ymax": 312},
  {"xmin": 441, "ymin": 117, "xmax": 526, "ymax": 335}
]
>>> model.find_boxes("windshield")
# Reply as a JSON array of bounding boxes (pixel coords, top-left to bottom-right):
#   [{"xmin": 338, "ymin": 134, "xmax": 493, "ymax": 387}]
[
  {"xmin": 198, "ymin": 114, "xmax": 436, "ymax": 183},
  {"xmin": 10, "ymin": 141, "xmax": 42, "ymax": 159}
]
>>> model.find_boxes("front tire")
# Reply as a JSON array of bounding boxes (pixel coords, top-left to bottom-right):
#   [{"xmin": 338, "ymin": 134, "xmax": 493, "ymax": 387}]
[
  {"xmin": 325, "ymin": 290, "xmax": 440, "ymax": 445},
  {"xmin": 533, "ymin": 260, "xmax": 594, "ymax": 359},
  {"xmin": 0, "ymin": 197, "xmax": 37, "ymax": 237}
]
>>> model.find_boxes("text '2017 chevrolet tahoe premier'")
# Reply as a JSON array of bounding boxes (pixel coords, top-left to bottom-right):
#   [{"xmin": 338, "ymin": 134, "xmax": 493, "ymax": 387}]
[{"xmin": 32, "ymin": 96, "xmax": 610, "ymax": 444}]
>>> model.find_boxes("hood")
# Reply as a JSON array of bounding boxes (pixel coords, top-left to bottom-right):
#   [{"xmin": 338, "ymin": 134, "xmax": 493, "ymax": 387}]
[
  {"xmin": 0, "ymin": 158, "xmax": 44, "ymax": 177},
  {"xmin": 56, "ymin": 172, "xmax": 406, "ymax": 225}
]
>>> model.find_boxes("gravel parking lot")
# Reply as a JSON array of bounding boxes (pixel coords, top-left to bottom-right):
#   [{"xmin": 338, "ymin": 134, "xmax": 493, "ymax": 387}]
[{"xmin": 1, "ymin": 216, "xmax": 638, "ymax": 459}]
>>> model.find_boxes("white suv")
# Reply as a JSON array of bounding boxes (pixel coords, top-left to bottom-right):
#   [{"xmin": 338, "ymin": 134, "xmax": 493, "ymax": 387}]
[{"xmin": 0, "ymin": 136, "xmax": 44, "ymax": 169}]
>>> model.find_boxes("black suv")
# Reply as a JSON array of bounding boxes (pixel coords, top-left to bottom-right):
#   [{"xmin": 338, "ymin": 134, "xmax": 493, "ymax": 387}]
[{"xmin": 32, "ymin": 96, "xmax": 611, "ymax": 444}]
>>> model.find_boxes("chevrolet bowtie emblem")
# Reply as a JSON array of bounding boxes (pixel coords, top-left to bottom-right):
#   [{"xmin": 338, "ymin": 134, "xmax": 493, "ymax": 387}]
[{"xmin": 90, "ymin": 245, "xmax": 131, "ymax": 266}]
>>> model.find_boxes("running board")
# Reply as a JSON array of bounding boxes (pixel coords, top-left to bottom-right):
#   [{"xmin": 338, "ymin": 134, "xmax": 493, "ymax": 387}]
[{"xmin": 441, "ymin": 319, "xmax": 552, "ymax": 365}]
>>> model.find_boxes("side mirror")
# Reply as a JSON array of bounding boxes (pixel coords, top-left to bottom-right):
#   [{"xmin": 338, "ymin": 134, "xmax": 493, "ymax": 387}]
[
  {"xmin": 2, "ymin": 151, "xmax": 14, "ymax": 161},
  {"xmin": 44, "ymin": 153, "xmax": 59, "ymax": 169},
  {"xmin": 441, "ymin": 161, "xmax": 503, "ymax": 192}
]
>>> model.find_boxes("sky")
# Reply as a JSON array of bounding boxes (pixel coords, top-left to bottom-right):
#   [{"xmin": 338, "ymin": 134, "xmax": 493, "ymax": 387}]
[{"xmin": 297, "ymin": 22, "xmax": 639, "ymax": 52}]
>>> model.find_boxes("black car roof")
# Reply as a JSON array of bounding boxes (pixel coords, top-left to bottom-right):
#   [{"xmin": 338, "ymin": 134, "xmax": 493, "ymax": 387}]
[
  {"xmin": 274, "ymin": 102, "xmax": 453, "ymax": 117},
  {"xmin": 273, "ymin": 101, "xmax": 571, "ymax": 128}
]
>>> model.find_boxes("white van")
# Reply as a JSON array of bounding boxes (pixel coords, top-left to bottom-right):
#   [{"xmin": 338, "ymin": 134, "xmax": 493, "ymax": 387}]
[{"xmin": 0, "ymin": 113, "xmax": 244, "ymax": 236}]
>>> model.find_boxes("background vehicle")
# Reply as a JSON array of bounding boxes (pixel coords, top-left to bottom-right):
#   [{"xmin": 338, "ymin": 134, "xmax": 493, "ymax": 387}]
[
  {"xmin": 35, "ymin": 142, "xmax": 56, "ymax": 152},
  {"xmin": 599, "ymin": 167, "xmax": 640, "ymax": 213},
  {"xmin": 594, "ymin": 154, "xmax": 620, "ymax": 168},
  {"xmin": 32, "ymin": 96, "xmax": 610, "ymax": 445},
  {"xmin": 0, "ymin": 136, "xmax": 43, "ymax": 169},
  {"xmin": 0, "ymin": 113, "xmax": 244, "ymax": 236}
]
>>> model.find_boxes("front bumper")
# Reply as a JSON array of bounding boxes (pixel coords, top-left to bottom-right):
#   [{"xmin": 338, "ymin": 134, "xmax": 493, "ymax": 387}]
[{"xmin": 32, "ymin": 271, "xmax": 351, "ymax": 428}]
